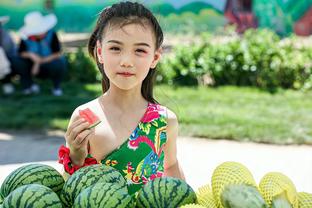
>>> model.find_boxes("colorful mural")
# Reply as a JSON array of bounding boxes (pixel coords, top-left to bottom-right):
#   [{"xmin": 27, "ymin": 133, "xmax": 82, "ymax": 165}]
[
  {"xmin": 0, "ymin": 0, "xmax": 311, "ymax": 35},
  {"xmin": 0, "ymin": 0, "xmax": 226, "ymax": 33},
  {"xmin": 224, "ymin": 0, "xmax": 311, "ymax": 36},
  {"xmin": 253, "ymin": 0, "xmax": 312, "ymax": 35}
]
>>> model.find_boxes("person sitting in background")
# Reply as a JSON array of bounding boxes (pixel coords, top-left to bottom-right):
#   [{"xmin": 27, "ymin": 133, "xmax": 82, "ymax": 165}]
[
  {"xmin": 18, "ymin": 11, "xmax": 66, "ymax": 96},
  {"xmin": 0, "ymin": 15, "xmax": 18, "ymax": 95}
]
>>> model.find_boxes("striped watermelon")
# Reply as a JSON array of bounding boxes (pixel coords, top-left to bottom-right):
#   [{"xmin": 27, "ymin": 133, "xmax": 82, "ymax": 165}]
[
  {"xmin": 79, "ymin": 108, "xmax": 101, "ymax": 129},
  {"xmin": 74, "ymin": 182, "xmax": 133, "ymax": 208},
  {"xmin": 0, "ymin": 193, "xmax": 3, "ymax": 205},
  {"xmin": 136, "ymin": 177, "xmax": 197, "ymax": 208},
  {"xmin": 0, "ymin": 164, "xmax": 64, "ymax": 198},
  {"xmin": 60, "ymin": 164, "xmax": 126, "ymax": 207},
  {"xmin": 2, "ymin": 184, "xmax": 62, "ymax": 208}
]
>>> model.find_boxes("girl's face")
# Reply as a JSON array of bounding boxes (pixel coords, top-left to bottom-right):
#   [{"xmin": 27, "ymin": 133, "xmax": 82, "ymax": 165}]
[{"xmin": 96, "ymin": 23, "xmax": 161, "ymax": 91}]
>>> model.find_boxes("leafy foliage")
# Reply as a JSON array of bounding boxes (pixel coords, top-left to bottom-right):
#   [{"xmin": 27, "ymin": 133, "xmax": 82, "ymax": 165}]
[
  {"xmin": 64, "ymin": 47, "xmax": 100, "ymax": 83},
  {"xmin": 158, "ymin": 29, "xmax": 312, "ymax": 92}
]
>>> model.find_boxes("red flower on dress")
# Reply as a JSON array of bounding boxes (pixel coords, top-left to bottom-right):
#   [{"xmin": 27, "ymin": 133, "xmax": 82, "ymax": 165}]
[
  {"xmin": 85, "ymin": 155, "xmax": 98, "ymax": 166},
  {"xmin": 142, "ymin": 172, "xmax": 163, "ymax": 184},
  {"xmin": 150, "ymin": 172, "xmax": 163, "ymax": 181},
  {"xmin": 141, "ymin": 103, "xmax": 161, "ymax": 123}
]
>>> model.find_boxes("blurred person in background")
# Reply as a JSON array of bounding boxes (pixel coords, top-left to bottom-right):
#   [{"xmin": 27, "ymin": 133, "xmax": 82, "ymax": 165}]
[
  {"xmin": 18, "ymin": 11, "xmax": 66, "ymax": 96},
  {"xmin": 0, "ymin": 15, "xmax": 18, "ymax": 95}
]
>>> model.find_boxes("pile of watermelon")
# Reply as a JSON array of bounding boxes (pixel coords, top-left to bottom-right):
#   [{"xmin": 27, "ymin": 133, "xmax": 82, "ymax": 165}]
[
  {"xmin": 0, "ymin": 163, "xmax": 197, "ymax": 208},
  {"xmin": 0, "ymin": 164, "xmax": 64, "ymax": 208},
  {"xmin": 1, "ymin": 161, "xmax": 311, "ymax": 208}
]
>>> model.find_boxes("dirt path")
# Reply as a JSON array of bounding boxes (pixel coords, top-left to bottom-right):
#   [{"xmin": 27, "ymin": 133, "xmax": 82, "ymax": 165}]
[{"xmin": 1, "ymin": 131, "xmax": 311, "ymax": 193}]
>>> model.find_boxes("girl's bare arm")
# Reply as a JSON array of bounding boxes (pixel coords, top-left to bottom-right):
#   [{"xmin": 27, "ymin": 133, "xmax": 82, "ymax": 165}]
[{"xmin": 163, "ymin": 109, "xmax": 185, "ymax": 180}]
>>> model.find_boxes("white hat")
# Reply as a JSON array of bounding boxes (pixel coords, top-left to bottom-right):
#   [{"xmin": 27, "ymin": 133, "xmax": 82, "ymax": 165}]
[
  {"xmin": 19, "ymin": 11, "xmax": 57, "ymax": 37},
  {"xmin": 0, "ymin": 16, "xmax": 10, "ymax": 25}
]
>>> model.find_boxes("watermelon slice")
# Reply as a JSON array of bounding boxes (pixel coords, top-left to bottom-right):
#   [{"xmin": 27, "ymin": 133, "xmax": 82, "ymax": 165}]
[{"xmin": 79, "ymin": 108, "xmax": 101, "ymax": 129}]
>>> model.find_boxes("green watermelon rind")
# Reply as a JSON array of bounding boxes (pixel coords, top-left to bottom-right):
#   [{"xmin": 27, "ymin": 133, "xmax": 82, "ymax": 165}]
[
  {"xmin": 0, "ymin": 193, "xmax": 3, "ymax": 205},
  {"xmin": 74, "ymin": 182, "xmax": 132, "ymax": 208},
  {"xmin": 0, "ymin": 164, "xmax": 64, "ymax": 198},
  {"xmin": 2, "ymin": 184, "xmax": 62, "ymax": 208},
  {"xmin": 60, "ymin": 164, "xmax": 127, "ymax": 208},
  {"xmin": 87, "ymin": 120, "xmax": 101, "ymax": 129},
  {"xmin": 136, "ymin": 177, "xmax": 197, "ymax": 208}
]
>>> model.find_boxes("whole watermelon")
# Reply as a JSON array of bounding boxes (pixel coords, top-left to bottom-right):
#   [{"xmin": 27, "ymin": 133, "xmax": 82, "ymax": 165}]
[
  {"xmin": 136, "ymin": 177, "xmax": 197, "ymax": 208},
  {"xmin": 2, "ymin": 184, "xmax": 62, "ymax": 208},
  {"xmin": 74, "ymin": 182, "xmax": 133, "ymax": 208},
  {"xmin": 60, "ymin": 164, "xmax": 126, "ymax": 207},
  {"xmin": 0, "ymin": 164, "xmax": 64, "ymax": 198}
]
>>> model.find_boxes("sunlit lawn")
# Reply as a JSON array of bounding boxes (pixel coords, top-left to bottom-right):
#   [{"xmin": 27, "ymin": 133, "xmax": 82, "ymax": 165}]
[
  {"xmin": 156, "ymin": 85, "xmax": 312, "ymax": 144},
  {"xmin": 1, "ymin": 82, "xmax": 311, "ymax": 144}
]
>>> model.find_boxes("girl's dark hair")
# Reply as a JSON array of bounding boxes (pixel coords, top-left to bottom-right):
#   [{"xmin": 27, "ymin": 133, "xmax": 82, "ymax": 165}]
[{"xmin": 88, "ymin": 1, "xmax": 163, "ymax": 104}]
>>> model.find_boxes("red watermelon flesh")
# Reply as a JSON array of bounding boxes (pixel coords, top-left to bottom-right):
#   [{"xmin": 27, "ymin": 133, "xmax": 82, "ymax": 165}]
[{"xmin": 79, "ymin": 108, "xmax": 101, "ymax": 129}]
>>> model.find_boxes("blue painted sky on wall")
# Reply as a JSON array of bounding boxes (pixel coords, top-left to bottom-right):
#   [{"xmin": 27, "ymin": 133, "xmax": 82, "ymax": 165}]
[
  {"xmin": 147, "ymin": 0, "xmax": 226, "ymax": 10},
  {"xmin": 9, "ymin": 0, "xmax": 226, "ymax": 11}
]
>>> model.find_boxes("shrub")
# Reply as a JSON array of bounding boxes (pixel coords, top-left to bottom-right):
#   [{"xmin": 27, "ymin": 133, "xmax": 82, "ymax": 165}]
[
  {"xmin": 158, "ymin": 29, "xmax": 312, "ymax": 91},
  {"xmin": 65, "ymin": 47, "xmax": 101, "ymax": 83}
]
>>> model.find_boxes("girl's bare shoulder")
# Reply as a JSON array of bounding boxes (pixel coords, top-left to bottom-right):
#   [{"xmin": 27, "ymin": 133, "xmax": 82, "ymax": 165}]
[
  {"xmin": 71, "ymin": 97, "xmax": 102, "ymax": 118},
  {"xmin": 165, "ymin": 107, "xmax": 178, "ymax": 123}
]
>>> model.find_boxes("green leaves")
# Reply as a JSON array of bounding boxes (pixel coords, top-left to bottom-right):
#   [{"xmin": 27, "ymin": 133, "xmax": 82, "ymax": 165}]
[
  {"xmin": 65, "ymin": 47, "xmax": 100, "ymax": 83},
  {"xmin": 157, "ymin": 29, "xmax": 312, "ymax": 92}
]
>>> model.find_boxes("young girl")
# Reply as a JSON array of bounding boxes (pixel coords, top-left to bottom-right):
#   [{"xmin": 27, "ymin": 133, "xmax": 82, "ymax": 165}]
[{"xmin": 59, "ymin": 1, "xmax": 185, "ymax": 195}]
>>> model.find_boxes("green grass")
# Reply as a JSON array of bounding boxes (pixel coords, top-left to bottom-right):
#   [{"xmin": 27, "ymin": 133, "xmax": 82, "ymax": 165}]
[
  {"xmin": 0, "ymin": 82, "xmax": 101, "ymax": 130},
  {"xmin": 1, "ymin": 83, "xmax": 312, "ymax": 144},
  {"xmin": 155, "ymin": 85, "xmax": 312, "ymax": 145}
]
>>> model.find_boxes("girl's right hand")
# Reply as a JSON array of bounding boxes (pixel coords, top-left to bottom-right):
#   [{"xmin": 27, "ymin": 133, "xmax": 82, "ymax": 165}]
[{"xmin": 65, "ymin": 116, "xmax": 92, "ymax": 165}]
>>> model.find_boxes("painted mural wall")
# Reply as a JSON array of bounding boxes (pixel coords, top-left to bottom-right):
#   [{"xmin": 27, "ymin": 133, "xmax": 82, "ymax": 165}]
[
  {"xmin": 253, "ymin": 0, "xmax": 312, "ymax": 35},
  {"xmin": 0, "ymin": 0, "xmax": 311, "ymax": 35},
  {"xmin": 0, "ymin": 0, "xmax": 226, "ymax": 33}
]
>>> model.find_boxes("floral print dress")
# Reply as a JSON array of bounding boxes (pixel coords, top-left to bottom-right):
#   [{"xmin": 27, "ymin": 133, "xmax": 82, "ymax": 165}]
[{"xmin": 100, "ymin": 102, "xmax": 168, "ymax": 195}]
